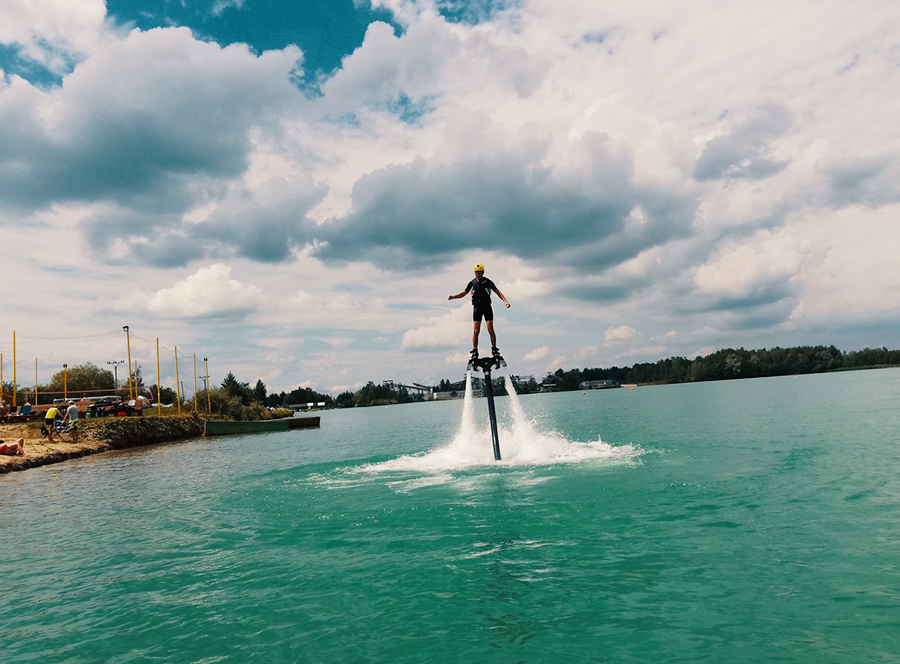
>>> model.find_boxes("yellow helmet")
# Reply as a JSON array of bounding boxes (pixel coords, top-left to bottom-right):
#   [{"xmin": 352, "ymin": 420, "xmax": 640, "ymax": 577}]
[{"xmin": 473, "ymin": 263, "xmax": 484, "ymax": 272}]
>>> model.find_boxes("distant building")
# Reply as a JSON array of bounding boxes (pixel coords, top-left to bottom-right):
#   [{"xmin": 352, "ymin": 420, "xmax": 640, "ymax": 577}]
[
  {"xmin": 539, "ymin": 378, "xmax": 557, "ymax": 392},
  {"xmin": 509, "ymin": 374, "xmax": 535, "ymax": 388},
  {"xmin": 579, "ymin": 380, "xmax": 620, "ymax": 390}
]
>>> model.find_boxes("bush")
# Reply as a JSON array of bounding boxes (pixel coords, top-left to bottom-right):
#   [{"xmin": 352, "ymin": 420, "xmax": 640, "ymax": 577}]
[{"xmin": 204, "ymin": 388, "xmax": 273, "ymax": 421}]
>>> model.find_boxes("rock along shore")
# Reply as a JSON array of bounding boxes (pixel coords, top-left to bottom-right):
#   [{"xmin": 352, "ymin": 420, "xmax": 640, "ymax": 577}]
[{"xmin": 0, "ymin": 415, "xmax": 205, "ymax": 475}]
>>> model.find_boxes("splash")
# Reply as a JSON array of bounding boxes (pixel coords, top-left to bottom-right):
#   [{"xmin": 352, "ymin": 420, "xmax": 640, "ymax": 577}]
[{"xmin": 362, "ymin": 371, "xmax": 640, "ymax": 475}]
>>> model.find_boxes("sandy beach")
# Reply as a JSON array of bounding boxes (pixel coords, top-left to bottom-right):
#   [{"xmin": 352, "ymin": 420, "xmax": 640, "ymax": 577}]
[
  {"xmin": 0, "ymin": 415, "xmax": 206, "ymax": 474},
  {"xmin": 0, "ymin": 420, "xmax": 114, "ymax": 474}
]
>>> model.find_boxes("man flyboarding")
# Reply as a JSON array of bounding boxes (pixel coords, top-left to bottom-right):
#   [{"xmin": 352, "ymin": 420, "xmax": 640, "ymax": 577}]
[{"xmin": 448, "ymin": 263, "xmax": 510, "ymax": 362}]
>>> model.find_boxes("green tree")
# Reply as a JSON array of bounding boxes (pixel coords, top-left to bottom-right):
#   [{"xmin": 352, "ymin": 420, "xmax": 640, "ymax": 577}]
[
  {"xmin": 252, "ymin": 379, "xmax": 267, "ymax": 404},
  {"xmin": 221, "ymin": 372, "xmax": 251, "ymax": 405},
  {"xmin": 149, "ymin": 384, "xmax": 178, "ymax": 405},
  {"xmin": 205, "ymin": 388, "xmax": 269, "ymax": 421},
  {"xmin": 47, "ymin": 363, "xmax": 115, "ymax": 395},
  {"xmin": 335, "ymin": 391, "xmax": 355, "ymax": 408}
]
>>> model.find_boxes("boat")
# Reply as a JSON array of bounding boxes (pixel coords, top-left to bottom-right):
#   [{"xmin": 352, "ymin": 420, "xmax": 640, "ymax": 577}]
[{"xmin": 204, "ymin": 417, "xmax": 320, "ymax": 436}]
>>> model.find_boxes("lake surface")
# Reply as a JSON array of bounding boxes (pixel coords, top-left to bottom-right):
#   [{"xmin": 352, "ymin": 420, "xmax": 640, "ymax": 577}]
[{"xmin": 2, "ymin": 368, "xmax": 900, "ymax": 663}]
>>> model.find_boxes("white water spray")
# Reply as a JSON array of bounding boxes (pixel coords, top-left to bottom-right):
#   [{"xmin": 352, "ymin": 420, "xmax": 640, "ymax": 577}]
[{"xmin": 362, "ymin": 369, "xmax": 640, "ymax": 474}]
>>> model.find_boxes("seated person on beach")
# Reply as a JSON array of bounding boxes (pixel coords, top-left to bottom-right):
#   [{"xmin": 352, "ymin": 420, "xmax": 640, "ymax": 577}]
[
  {"xmin": 19, "ymin": 401, "xmax": 32, "ymax": 416},
  {"xmin": 0, "ymin": 399, "xmax": 9, "ymax": 423},
  {"xmin": 44, "ymin": 405, "xmax": 61, "ymax": 441},
  {"xmin": 0, "ymin": 438, "xmax": 25, "ymax": 456}
]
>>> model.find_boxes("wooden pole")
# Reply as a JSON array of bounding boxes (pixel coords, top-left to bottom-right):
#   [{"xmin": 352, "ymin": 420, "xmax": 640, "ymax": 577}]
[
  {"xmin": 204, "ymin": 357, "xmax": 211, "ymax": 413},
  {"xmin": 12, "ymin": 331, "xmax": 17, "ymax": 407},
  {"xmin": 174, "ymin": 346, "xmax": 182, "ymax": 416},
  {"xmin": 124, "ymin": 326, "xmax": 134, "ymax": 400},
  {"xmin": 156, "ymin": 338, "xmax": 161, "ymax": 416}
]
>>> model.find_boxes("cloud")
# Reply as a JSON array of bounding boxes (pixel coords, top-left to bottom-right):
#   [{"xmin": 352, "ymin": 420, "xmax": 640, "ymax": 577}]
[
  {"xmin": 6, "ymin": 1, "xmax": 900, "ymax": 393},
  {"xmin": 145, "ymin": 263, "xmax": 263, "ymax": 318},
  {"xmin": 403, "ymin": 305, "xmax": 471, "ymax": 349},
  {"xmin": 524, "ymin": 346, "xmax": 549, "ymax": 361},
  {"xmin": 787, "ymin": 204, "xmax": 900, "ymax": 320},
  {"xmin": 314, "ymin": 126, "xmax": 696, "ymax": 272},
  {"xmin": 0, "ymin": 0, "xmax": 108, "ymax": 77},
  {"xmin": 605, "ymin": 325, "xmax": 637, "ymax": 344},
  {"xmin": 545, "ymin": 356, "xmax": 566, "ymax": 372},
  {"xmin": 0, "ymin": 27, "xmax": 303, "ymax": 215},
  {"xmin": 286, "ymin": 288, "xmax": 393, "ymax": 330},
  {"xmin": 445, "ymin": 350, "xmax": 471, "ymax": 366},
  {"xmin": 694, "ymin": 231, "xmax": 810, "ymax": 295},
  {"xmin": 692, "ymin": 104, "xmax": 792, "ymax": 181}
]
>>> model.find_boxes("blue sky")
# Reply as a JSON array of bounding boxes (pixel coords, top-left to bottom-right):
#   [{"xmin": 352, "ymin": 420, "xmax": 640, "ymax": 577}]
[
  {"xmin": 2, "ymin": 1, "xmax": 900, "ymax": 396},
  {"xmin": 107, "ymin": 0, "xmax": 400, "ymax": 84}
]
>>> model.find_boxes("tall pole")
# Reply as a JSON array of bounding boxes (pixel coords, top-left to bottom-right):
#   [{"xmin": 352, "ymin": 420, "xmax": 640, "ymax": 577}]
[
  {"xmin": 156, "ymin": 338, "xmax": 161, "ymax": 416},
  {"xmin": 63, "ymin": 364, "xmax": 68, "ymax": 400},
  {"xmin": 12, "ymin": 331, "xmax": 17, "ymax": 407},
  {"xmin": 123, "ymin": 326, "xmax": 133, "ymax": 400},
  {"xmin": 204, "ymin": 357, "xmax": 211, "ymax": 413},
  {"xmin": 34, "ymin": 358, "xmax": 38, "ymax": 407},
  {"xmin": 174, "ymin": 346, "xmax": 182, "ymax": 415},
  {"xmin": 192, "ymin": 353, "xmax": 198, "ymax": 413},
  {"xmin": 469, "ymin": 354, "xmax": 506, "ymax": 461},
  {"xmin": 483, "ymin": 367, "xmax": 502, "ymax": 461},
  {"xmin": 107, "ymin": 360, "xmax": 124, "ymax": 396}
]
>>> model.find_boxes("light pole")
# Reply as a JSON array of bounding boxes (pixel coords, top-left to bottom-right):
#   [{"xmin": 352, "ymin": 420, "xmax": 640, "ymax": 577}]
[
  {"xmin": 203, "ymin": 357, "xmax": 211, "ymax": 413},
  {"xmin": 108, "ymin": 360, "xmax": 125, "ymax": 396},
  {"xmin": 63, "ymin": 364, "xmax": 67, "ymax": 400},
  {"xmin": 123, "ymin": 326, "xmax": 133, "ymax": 400}
]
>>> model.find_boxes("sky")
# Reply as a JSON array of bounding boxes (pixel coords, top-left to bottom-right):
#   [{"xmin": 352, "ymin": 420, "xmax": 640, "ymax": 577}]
[{"xmin": 2, "ymin": 0, "xmax": 900, "ymax": 397}]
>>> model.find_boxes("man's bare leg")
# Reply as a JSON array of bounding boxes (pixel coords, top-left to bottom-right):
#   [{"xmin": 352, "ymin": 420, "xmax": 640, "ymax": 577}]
[{"xmin": 486, "ymin": 320, "xmax": 497, "ymax": 349}]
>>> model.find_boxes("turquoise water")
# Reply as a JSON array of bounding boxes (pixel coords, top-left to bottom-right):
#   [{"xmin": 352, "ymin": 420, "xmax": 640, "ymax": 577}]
[{"xmin": 3, "ymin": 369, "xmax": 900, "ymax": 663}]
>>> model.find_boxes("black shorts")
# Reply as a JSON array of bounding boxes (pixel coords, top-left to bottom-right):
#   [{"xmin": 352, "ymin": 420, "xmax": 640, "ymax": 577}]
[{"xmin": 473, "ymin": 302, "xmax": 493, "ymax": 322}]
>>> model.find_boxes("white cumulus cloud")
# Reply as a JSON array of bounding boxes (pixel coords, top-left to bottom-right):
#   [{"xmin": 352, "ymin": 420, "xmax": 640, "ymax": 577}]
[
  {"xmin": 525, "ymin": 346, "xmax": 550, "ymax": 361},
  {"xmin": 403, "ymin": 305, "xmax": 471, "ymax": 349},
  {"xmin": 605, "ymin": 325, "xmax": 637, "ymax": 344},
  {"xmin": 146, "ymin": 264, "xmax": 262, "ymax": 318}
]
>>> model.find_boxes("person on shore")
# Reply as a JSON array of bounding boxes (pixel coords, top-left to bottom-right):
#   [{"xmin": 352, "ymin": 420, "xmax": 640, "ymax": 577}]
[
  {"xmin": 0, "ymin": 399, "xmax": 9, "ymax": 423},
  {"xmin": 0, "ymin": 438, "xmax": 25, "ymax": 456},
  {"xmin": 44, "ymin": 405, "xmax": 61, "ymax": 441},
  {"xmin": 448, "ymin": 263, "xmax": 510, "ymax": 361},
  {"xmin": 62, "ymin": 400, "xmax": 80, "ymax": 443}
]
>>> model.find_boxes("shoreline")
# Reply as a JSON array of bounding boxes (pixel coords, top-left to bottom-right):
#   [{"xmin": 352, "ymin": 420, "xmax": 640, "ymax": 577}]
[{"xmin": 0, "ymin": 416, "xmax": 205, "ymax": 475}]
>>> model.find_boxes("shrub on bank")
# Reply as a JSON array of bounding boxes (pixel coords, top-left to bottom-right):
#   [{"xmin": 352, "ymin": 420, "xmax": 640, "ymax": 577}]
[{"xmin": 205, "ymin": 388, "xmax": 283, "ymax": 421}]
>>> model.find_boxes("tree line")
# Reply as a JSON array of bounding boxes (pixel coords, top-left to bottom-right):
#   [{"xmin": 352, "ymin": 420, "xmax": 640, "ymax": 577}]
[
  {"xmin": 4, "ymin": 345, "xmax": 897, "ymax": 413},
  {"xmin": 218, "ymin": 344, "xmax": 900, "ymax": 407},
  {"xmin": 339, "ymin": 344, "xmax": 900, "ymax": 406},
  {"xmin": 539, "ymin": 345, "xmax": 900, "ymax": 392}
]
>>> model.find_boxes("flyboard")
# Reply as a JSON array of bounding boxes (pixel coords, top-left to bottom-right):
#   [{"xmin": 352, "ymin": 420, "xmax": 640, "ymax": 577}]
[{"xmin": 467, "ymin": 350, "xmax": 507, "ymax": 460}]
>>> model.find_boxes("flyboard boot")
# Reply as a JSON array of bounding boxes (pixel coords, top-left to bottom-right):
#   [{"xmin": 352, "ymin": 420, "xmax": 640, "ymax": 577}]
[
  {"xmin": 467, "ymin": 348, "xmax": 479, "ymax": 371},
  {"xmin": 491, "ymin": 346, "xmax": 507, "ymax": 367}
]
